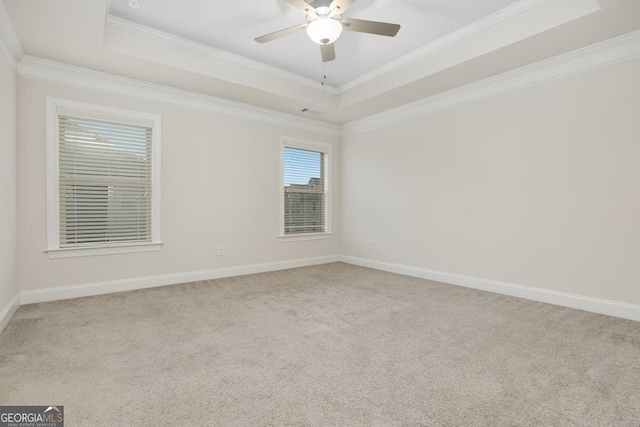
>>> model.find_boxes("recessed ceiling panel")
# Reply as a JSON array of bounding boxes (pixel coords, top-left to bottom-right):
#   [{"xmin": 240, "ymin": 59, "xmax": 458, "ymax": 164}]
[{"xmin": 109, "ymin": 0, "xmax": 520, "ymax": 87}]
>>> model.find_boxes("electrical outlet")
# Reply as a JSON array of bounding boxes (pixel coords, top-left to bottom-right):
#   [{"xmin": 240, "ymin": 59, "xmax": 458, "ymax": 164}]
[
  {"xmin": 367, "ymin": 240, "xmax": 374, "ymax": 250},
  {"xmin": 218, "ymin": 245, "xmax": 225, "ymax": 256}
]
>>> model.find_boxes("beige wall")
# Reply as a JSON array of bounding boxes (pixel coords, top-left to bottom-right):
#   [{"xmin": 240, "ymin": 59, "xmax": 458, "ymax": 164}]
[
  {"xmin": 0, "ymin": 50, "xmax": 18, "ymax": 310},
  {"xmin": 14, "ymin": 56, "xmax": 640, "ymax": 308},
  {"xmin": 17, "ymin": 79, "xmax": 340, "ymax": 291},
  {"xmin": 341, "ymin": 59, "xmax": 640, "ymax": 305}
]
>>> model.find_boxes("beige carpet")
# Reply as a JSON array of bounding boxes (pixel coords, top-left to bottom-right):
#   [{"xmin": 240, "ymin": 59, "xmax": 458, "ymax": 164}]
[{"xmin": 1, "ymin": 263, "xmax": 640, "ymax": 426}]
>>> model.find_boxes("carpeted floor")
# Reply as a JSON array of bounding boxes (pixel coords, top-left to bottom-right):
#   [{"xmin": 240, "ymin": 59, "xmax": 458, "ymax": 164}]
[{"xmin": 1, "ymin": 263, "xmax": 640, "ymax": 426}]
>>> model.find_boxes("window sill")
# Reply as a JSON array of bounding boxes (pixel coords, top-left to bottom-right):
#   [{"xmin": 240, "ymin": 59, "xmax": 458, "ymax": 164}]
[
  {"xmin": 45, "ymin": 242, "xmax": 163, "ymax": 259},
  {"xmin": 279, "ymin": 232, "xmax": 333, "ymax": 243}
]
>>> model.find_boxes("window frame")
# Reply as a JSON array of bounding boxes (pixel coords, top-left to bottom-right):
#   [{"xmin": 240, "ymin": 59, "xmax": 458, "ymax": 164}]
[
  {"xmin": 45, "ymin": 97, "xmax": 162, "ymax": 258},
  {"xmin": 279, "ymin": 136, "xmax": 332, "ymax": 242}
]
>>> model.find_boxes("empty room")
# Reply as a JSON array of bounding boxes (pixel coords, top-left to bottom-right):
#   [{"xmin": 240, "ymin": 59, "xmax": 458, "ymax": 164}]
[{"xmin": 1, "ymin": 0, "xmax": 639, "ymax": 425}]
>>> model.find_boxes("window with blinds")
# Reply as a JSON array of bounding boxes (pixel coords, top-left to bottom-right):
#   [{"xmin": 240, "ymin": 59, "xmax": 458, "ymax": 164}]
[
  {"xmin": 282, "ymin": 141, "xmax": 329, "ymax": 235},
  {"xmin": 57, "ymin": 115, "xmax": 153, "ymax": 247}
]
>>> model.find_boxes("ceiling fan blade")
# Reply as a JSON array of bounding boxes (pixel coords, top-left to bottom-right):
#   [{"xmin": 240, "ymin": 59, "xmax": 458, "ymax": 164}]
[
  {"xmin": 330, "ymin": 0, "xmax": 356, "ymax": 14},
  {"xmin": 255, "ymin": 24, "xmax": 308, "ymax": 43},
  {"xmin": 342, "ymin": 18, "xmax": 400, "ymax": 37},
  {"xmin": 321, "ymin": 43, "xmax": 336, "ymax": 62},
  {"xmin": 284, "ymin": 0, "xmax": 316, "ymax": 14}
]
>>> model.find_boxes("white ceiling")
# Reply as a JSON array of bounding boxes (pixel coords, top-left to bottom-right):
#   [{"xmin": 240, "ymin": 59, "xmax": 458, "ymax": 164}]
[
  {"xmin": 4, "ymin": 0, "xmax": 640, "ymax": 124},
  {"xmin": 109, "ymin": 0, "xmax": 519, "ymax": 87}
]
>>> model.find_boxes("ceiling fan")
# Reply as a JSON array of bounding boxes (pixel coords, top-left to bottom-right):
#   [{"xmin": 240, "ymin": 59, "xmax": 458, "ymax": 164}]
[{"xmin": 255, "ymin": 0, "xmax": 401, "ymax": 63}]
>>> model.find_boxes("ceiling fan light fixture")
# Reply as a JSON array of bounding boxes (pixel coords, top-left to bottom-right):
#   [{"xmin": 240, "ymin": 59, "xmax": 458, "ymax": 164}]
[{"xmin": 306, "ymin": 18, "xmax": 343, "ymax": 45}]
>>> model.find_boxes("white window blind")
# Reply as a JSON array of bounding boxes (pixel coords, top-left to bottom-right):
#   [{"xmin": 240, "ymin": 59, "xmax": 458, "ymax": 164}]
[
  {"xmin": 58, "ymin": 115, "xmax": 153, "ymax": 247},
  {"xmin": 283, "ymin": 145, "xmax": 327, "ymax": 235}
]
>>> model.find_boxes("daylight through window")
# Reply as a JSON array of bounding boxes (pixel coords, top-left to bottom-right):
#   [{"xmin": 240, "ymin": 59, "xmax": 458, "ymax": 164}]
[
  {"xmin": 282, "ymin": 141, "xmax": 329, "ymax": 235},
  {"xmin": 58, "ymin": 115, "xmax": 153, "ymax": 247}
]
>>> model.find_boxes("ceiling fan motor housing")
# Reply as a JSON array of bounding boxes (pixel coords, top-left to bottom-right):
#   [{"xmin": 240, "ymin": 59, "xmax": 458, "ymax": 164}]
[{"xmin": 309, "ymin": 0, "xmax": 334, "ymax": 15}]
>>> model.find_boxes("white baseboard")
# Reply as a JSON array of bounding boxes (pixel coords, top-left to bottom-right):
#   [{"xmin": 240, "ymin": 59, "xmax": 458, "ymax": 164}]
[
  {"xmin": 0, "ymin": 293, "xmax": 21, "ymax": 336},
  {"xmin": 13, "ymin": 254, "xmax": 640, "ymax": 323},
  {"xmin": 339, "ymin": 255, "xmax": 640, "ymax": 322},
  {"xmin": 20, "ymin": 255, "xmax": 340, "ymax": 305}
]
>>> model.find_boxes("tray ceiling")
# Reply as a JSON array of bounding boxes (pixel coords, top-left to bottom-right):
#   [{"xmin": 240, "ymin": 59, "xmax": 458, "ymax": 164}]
[
  {"xmin": 5, "ymin": 0, "xmax": 639, "ymax": 124},
  {"xmin": 108, "ymin": 0, "xmax": 520, "ymax": 88}
]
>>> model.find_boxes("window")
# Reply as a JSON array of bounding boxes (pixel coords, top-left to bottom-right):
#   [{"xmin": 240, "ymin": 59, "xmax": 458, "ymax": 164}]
[
  {"xmin": 280, "ymin": 138, "xmax": 331, "ymax": 241},
  {"xmin": 46, "ymin": 98, "xmax": 161, "ymax": 258}
]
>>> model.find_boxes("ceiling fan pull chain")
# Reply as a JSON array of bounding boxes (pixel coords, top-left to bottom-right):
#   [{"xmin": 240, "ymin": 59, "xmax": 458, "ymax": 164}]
[{"xmin": 321, "ymin": 60, "xmax": 327, "ymax": 86}]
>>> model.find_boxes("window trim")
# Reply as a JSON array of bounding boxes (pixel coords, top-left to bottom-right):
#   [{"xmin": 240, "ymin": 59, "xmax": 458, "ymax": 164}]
[
  {"xmin": 45, "ymin": 97, "xmax": 162, "ymax": 258},
  {"xmin": 279, "ymin": 136, "xmax": 332, "ymax": 242}
]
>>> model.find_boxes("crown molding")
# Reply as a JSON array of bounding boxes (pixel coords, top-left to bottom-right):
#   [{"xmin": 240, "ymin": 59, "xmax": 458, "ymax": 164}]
[
  {"xmin": 0, "ymin": 0, "xmax": 23, "ymax": 70},
  {"xmin": 14, "ymin": 30, "xmax": 640, "ymax": 139},
  {"xmin": 106, "ymin": 15, "xmax": 340, "ymax": 96},
  {"xmin": 340, "ymin": 29, "xmax": 640, "ymax": 136},
  {"xmin": 335, "ymin": 0, "xmax": 548, "ymax": 94},
  {"xmin": 106, "ymin": 0, "xmax": 547, "ymax": 97},
  {"xmin": 17, "ymin": 56, "xmax": 341, "ymax": 137}
]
